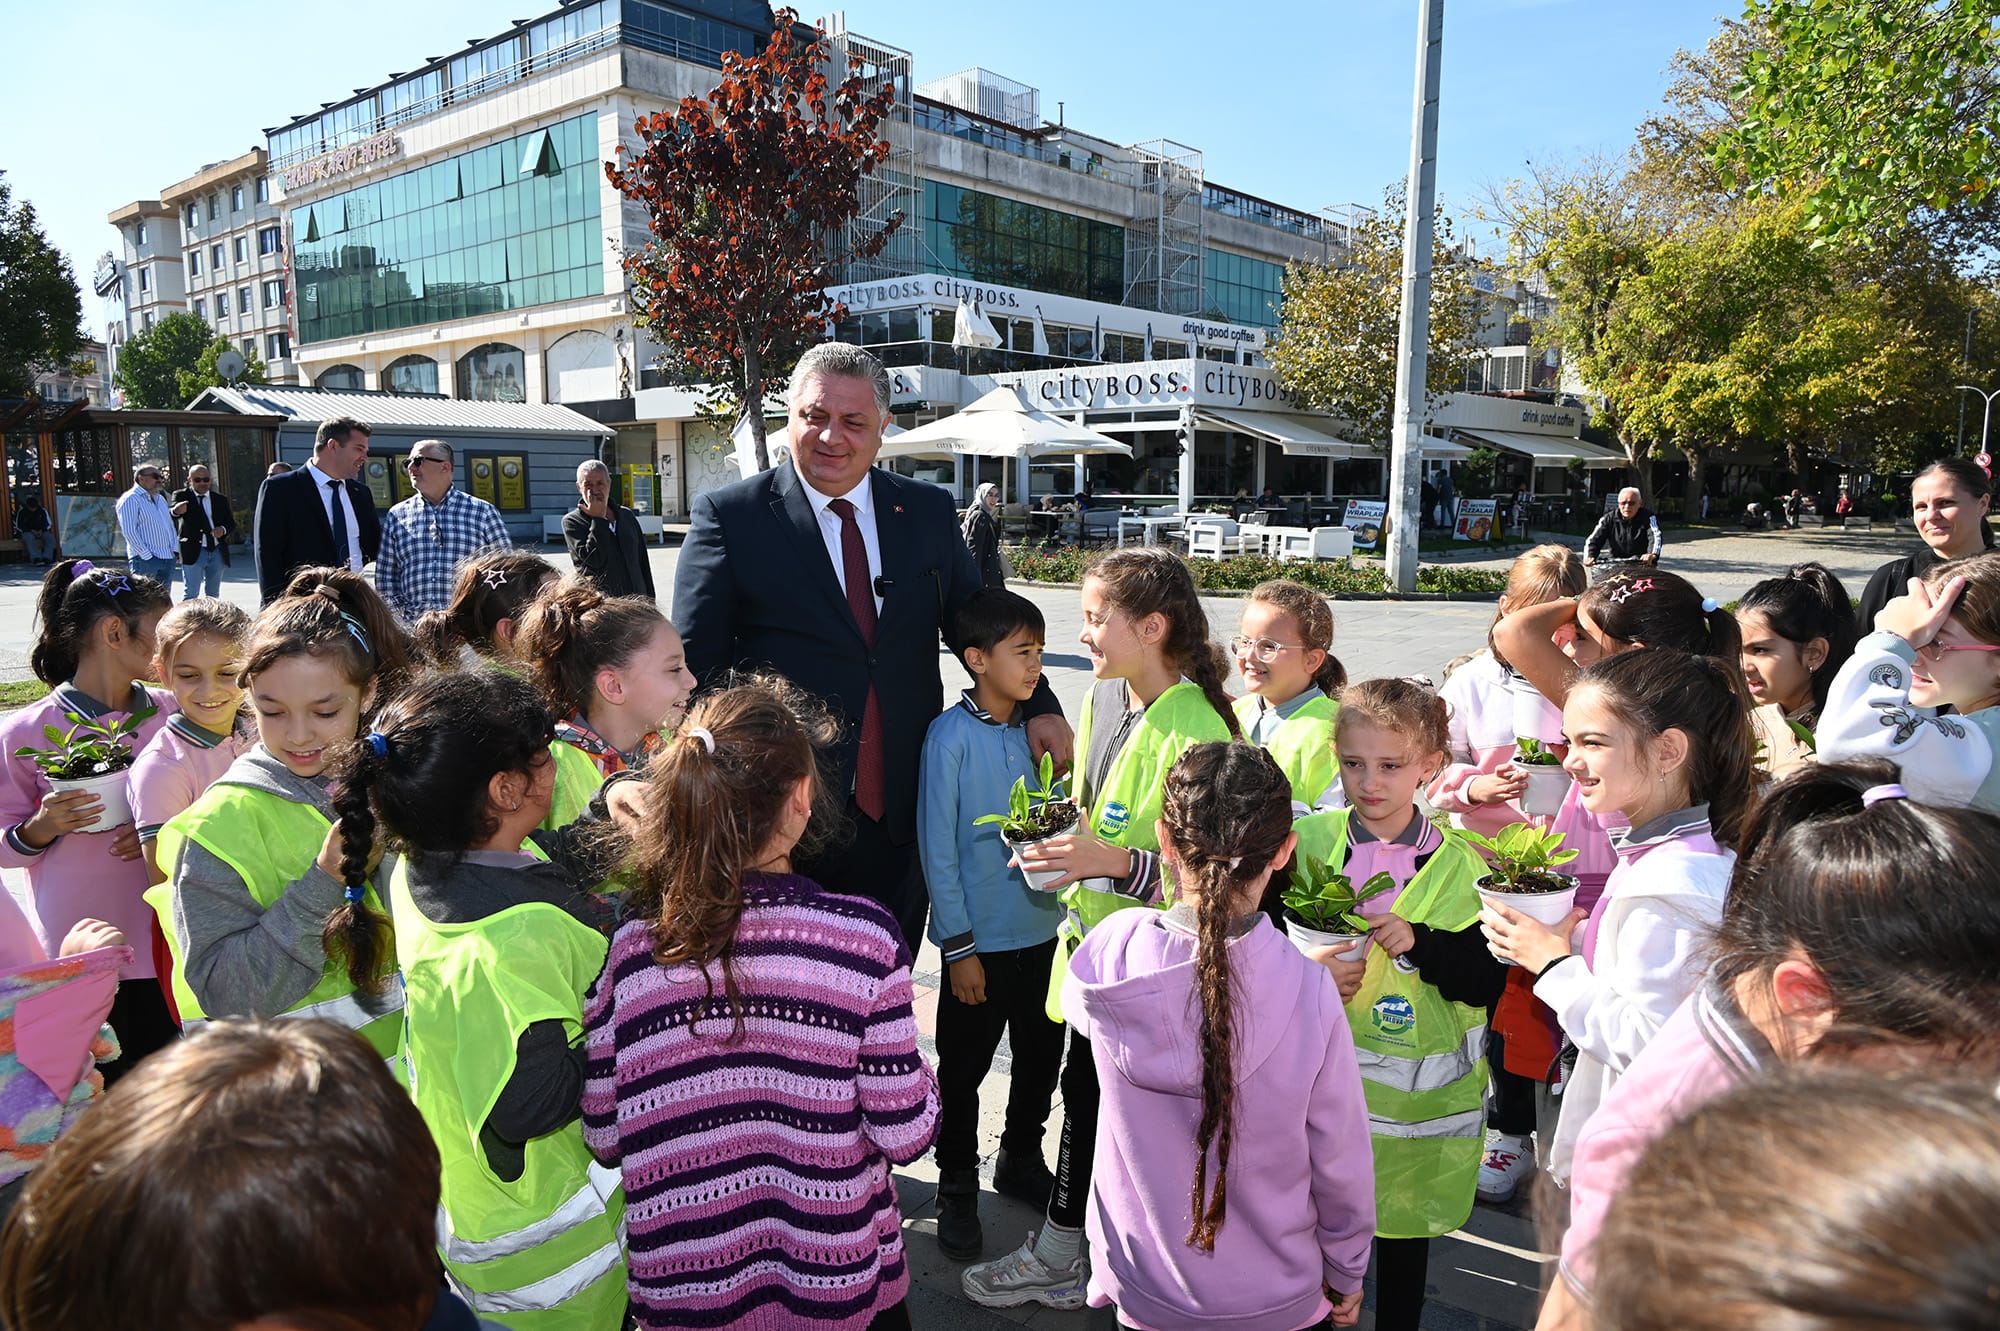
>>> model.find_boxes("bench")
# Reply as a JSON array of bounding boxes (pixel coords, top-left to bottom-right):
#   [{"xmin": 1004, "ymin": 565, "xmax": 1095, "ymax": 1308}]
[{"xmin": 1843, "ymin": 516, "xmax": 1875, "ymax": 530}]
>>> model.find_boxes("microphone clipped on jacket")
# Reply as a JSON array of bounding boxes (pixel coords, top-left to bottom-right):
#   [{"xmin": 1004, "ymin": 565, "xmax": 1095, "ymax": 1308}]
[{"xmin": 872, "ymin": 575, "xmax": 895, "ymax": 597}]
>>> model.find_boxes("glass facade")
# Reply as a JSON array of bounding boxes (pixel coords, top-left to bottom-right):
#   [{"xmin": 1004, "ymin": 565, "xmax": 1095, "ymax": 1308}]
[
  {"xmin": 293, "ymin": 114, "xmax": 603, "ymax": 344},
  {"xmin": 1203, "ymin": 247, "xmax": 1285, "ymax": 328},
  {"xmin": 922, "ymin": 180, "xmax": 1125, "ymax": 305}
]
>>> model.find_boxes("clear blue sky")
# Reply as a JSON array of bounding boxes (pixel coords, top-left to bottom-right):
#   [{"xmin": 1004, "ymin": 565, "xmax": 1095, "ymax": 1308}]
[{"xmin": 2, "ymin": 0, "xmax": 1735, "ymax": 339}]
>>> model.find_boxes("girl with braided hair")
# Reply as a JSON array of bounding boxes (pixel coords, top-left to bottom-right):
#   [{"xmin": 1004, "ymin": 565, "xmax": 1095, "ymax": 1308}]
[
  {"xmin": 146, "ymin": 572, "xmax": 406, "ymax": 1063},
  {"xmin": 1063, "ymin": 742, "xmax": 1374, "ymax": 1330},
  {"xmin": 965, "ymin": 545, "xmax": 1237, "ymax": 1311},
  {"xmin": 323, "ymin": 668, "xmax": 637, "ymax": 1329}
]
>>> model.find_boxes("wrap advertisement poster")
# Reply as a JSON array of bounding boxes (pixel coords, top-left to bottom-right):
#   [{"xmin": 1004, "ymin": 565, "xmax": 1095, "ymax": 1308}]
[
  {"xmin": 1341, "ymin": 499, "xmax": 1387, "ymax": 551},
  {"xmin": 1454, "ymin": 498, "xmax": 1498, "ymax": 542}
]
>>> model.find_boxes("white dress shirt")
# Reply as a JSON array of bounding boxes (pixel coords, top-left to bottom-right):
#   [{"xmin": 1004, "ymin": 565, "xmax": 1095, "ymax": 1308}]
[
  {"xmin": 796, "ymin": 471, "xmax": 883, "ymax": 615},
  {"xmin": 305, "ymin": 461, "xmax": 364, "ymax": 572},
  {"xmin": 195, "ymin": 491, "xmax": 215, "ymax": 548}
]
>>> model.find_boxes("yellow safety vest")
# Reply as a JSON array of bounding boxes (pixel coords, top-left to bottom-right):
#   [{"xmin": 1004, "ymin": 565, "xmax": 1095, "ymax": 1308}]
[{"xmin": 1235, "ymin": 692, "xmax": 1339, "ymax": 809}]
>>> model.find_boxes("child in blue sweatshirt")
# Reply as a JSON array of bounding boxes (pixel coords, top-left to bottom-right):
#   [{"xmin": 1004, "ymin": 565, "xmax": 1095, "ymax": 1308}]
[{"xmin": 918, "ymin": 589, "xmax": 1069, "ymax": 1262}]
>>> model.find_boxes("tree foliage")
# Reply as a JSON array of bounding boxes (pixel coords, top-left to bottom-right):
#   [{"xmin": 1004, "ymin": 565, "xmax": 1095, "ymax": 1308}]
[
  {"xmin": 1717, "ymin": 0, "xmax": 2000, "ymax": 250},
  {"xmin": 0, "ymin": 173, "xmax": 86, "ymax": 400},
  {"xmin": 607, "ymin": 7, "xmax": 901, "ymax": 471},
  {"xmin": 1266, "ymin": 192, "xmax": 1481, "ymax": 449},
  {"xmin": 114, "ymin": 313, "xmax": 263, "ymax": 408}
]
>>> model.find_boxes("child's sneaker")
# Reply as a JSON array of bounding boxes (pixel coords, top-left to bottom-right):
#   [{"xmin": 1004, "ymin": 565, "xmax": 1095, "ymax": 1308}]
[
  {"xmin": 1476, "ymin": 1130, "xmax": 1535, "ymax": 1203},
  {"xmin": 960, "ymin": 1231, "xmax": 1088, "ymax": 1309}
]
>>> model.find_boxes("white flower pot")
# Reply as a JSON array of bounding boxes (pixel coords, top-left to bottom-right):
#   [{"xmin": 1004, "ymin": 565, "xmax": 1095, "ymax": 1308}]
[
  {"xmin": 1283, "ymin": 914, "xmax": 1370, "ymax": 961},
  {"xmin": 1477, "ymin": 875, "xmax": 1580, "ymax": 966},
  {"xmin": 1510, "ymin": 677, "xmax": 1566, "ymax": 745},
  {"xmin": 47, "ymin": 768, "xmax": 134, "ymax": 832},
  {"xmin": 1518, "ymin": 765, "xmax": 1574, "ymax": 817},
  {"xmin": 1007, "ymin": 812, "xmax": 1081, "ymax": 893}
]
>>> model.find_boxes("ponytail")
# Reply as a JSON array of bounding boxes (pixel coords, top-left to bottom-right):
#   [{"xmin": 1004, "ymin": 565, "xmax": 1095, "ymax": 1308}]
[
  {"xmin": 1246, "ymin": 580, "xmax": 1347, "ymax": 695},
  {"xmin": 30, "ymin": 558, "xmax": 172, "ymax": 685},
  {"xmin": 514, "ymin": 577, "xmax": 664, "ymax": 719},
  {"xmin": 322, "ymin": 731, "xmax": 395, "ymax": 994},
  {"xmin": 270, "ymin": 567, "xmax": 414, "ymax": 709},
  {"xmin": 1157, "ymin": 743, "xmax": 1295, "ymax": 1250},
  {"xmin": 1086, "ymin": 547, "xmax": 1241, "ymax": 738}
]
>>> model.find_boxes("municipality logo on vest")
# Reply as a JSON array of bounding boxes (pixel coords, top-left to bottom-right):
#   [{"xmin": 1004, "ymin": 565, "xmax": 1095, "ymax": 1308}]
[
  {"xmin": 1371, "ymin": 994, "xmax": 1417, "ymax": 1041},
  {"xmin": 1098, "ymin": 801, "xmax": 1131, "ymax": 835}
]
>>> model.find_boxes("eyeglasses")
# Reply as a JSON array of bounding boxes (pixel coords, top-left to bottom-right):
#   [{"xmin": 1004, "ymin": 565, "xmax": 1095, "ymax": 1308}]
[
  {"xmin": 1229, "ymin": 636, "xmax": 1305, "ymax": 664},
  {"xmin": 1916, "ymin": 640, "xmax": 2000, "ymax": 663},
  {"xmin": 403, "ymin": 456, "xmax": 446, "ymax": 471},
  {"xmin": 136, "ymin": 470, "xmax": 163, "ymax": 481},
  {"xmin": 190, "ymin": 476, "xmax": 211, "ymax": 484}
]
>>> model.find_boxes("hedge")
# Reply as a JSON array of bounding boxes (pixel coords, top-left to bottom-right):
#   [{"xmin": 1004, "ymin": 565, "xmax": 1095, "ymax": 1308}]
[{"xmin": 1004, "ymin": 546, "xmax": 1508, "ymax": 597}]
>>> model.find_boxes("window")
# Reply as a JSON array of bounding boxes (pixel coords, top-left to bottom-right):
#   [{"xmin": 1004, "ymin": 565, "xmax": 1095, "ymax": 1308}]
[
  {"xmin": 456, "ymin": 344, "xmax": 526, "ymax": 401},
  {"xmin": 193, "ymin": 297, "xmax": 207, "ymax": 320},
  {"xmin": 142, "ymin": 311, "xmax": 154, "ymax": 329},
  {"xmin": 259, "ymin": 226, "xmax": 283, "ymax": 255},
  {"xmin": 921, "ymin": 180, "xmax": 1126, "ymax": 305},
  {"xmin": 385, "ymin": 354, "xmax": 438, "ymax": 394},
  {"xmin": 184, "ymin": 203, "xmax": 198, "ymax": 230},
  {"xmin": 262, "ymin": 279, "xmax": 286, "ymax": 309},
  {"xmin": 208, "ymin": 194, "xmax": 220, "ymax": 221},
  {"xmin": 211, "ymin": 244, "xmax": 224, "ymax": 270},
  {"xmin": 233, "ymin": 237, "xmax": 247, "ymax": 264},
  {"xmin": 231, "ymin": 185, "xmax": 245, "ymax": 211},
  {"xmin": 238, "ymin": 288, "xmax": 251, "ymax": 315},
  {"xmin": 136, "ymin": 221, "xmax": 148, "ymax": 245},
  {"xmin": 266, "ymin": 332, "xmax": 291, "ymax": 362},
  {"xmin": 257, "ymin": 176, "xmax": 269, "ymax": 203},
  {"xmin": 316, "ymin": 364, "xmax": 365, "ymax": 391},
  {"xmin": 1202, "ymin": 248, "xmax": 1285, "ymax": 329},
  {"xmin": 138, "ymin": 267, "xmax": 150, "ymax": 293},
  {"xmin": 214, "ymin": 298, "xmax": 227, "ymax": 322},
  {"xmin": 188, "ymin": 250, "xmax": 202, "ymax": 277}
]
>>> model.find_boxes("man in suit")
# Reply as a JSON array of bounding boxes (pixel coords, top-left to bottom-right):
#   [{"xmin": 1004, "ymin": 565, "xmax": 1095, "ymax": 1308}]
[
  {"xmin": 674, "ymin": 343, "xmax": 1073, "ymax": 956},
  {"xmin": 169, "ymin": 464, "xmax": 236, "ymax": 600},
  {"xmin": 254, "ymin": 416, "xmax": 382, "ymax": 604}
]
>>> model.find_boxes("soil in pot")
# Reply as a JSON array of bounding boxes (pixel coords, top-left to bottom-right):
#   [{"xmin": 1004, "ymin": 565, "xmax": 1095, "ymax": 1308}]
[
  {"xmin": 1005, "ymin": 800, "xmax": 1081, "ymax": 893},
  {"xmin": 1476, "ymin": 872, "xmax": 1580, "ymax": 963}
]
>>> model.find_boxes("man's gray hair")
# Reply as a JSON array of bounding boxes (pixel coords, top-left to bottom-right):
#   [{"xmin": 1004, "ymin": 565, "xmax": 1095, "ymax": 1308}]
[
  {"xmin": 790, "ymin": 343, "xmax": 891, "ymax": 416},
  {"xmin": 411, "ymin": 437, "xmax": 454, "ymax": 463},
  {"xmin": 576, "ymin": 459, "xmax": 610, "ymax": 481},
  {"xmin": 1618, "ymin": 487, "xmax": 1641, "ymax": 502}
]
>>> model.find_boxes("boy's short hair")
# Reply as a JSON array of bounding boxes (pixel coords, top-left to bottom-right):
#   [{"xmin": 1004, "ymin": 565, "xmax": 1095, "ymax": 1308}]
[
  {"xmin": 955, "ymin": 587, "xmax": 1045, "ymax": 660},
  {"xmin": 0, "ymin": 1019, "xmax": 442, "ymax": 1331}
]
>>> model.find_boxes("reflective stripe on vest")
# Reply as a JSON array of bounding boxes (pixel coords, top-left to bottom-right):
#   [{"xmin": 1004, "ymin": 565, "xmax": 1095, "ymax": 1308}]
[
  {"xmin": 1355, "ymin": 1023, "xmax": 1487, "ymax": 1096},
  {"xmin": 461, "ymin": 1235, "xmax": 625, "ymax": 1315},
  {"xmin": 179, "ymin": 973, "xmax": 405, "ymax": 1035},
  {"xmin": 441, "ymin": 1161, "xmax": 621, "ymax": 1266},
  {"xmin": 1368, "ymin": 1106, "xmax": 1486, "ymax": 1140}
]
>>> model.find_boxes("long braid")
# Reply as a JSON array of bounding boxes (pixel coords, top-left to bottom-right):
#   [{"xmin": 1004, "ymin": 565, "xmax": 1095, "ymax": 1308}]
[
  {"xmin": 1159, "ymin": 742, "xmax": 1296, "ymax": 1249},
  {"xmin": 321, "ymin": 738, "xmax": 394, "ymax": 993}
]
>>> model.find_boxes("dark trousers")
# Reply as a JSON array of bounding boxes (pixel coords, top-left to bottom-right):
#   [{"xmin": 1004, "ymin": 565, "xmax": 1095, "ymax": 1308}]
[
  {"xmin": 1046, "ymin": 1028, "xmax": 1101, "ymax": 1229},
  {"xmin": 102, "ymin": 980, "xmax": 179, "ymax": 1086},
  {"xmin": 866, "ymin": 1299, "xmax": 910, "ymax": 1330},
  {"xmin": 1486, "ymin": 1030, "xmax": 1538, "ymax": 1137},
  {"xmin": 799, "ymin": 799, "xmax": 928, "ymax": 961},
  {"xmin": 1371, "ymin": 1236, "xmax": 1430, "ymax": 1331},
  {"xmin": 934, "ymin": 937, "xmax": 1066, "ymax": 1173}
]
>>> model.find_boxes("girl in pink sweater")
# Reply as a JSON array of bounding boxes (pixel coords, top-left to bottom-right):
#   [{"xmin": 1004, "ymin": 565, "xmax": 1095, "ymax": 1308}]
[{"xmin": 0, "ymin": 560, "xmax": 172, "ymax": 1078}]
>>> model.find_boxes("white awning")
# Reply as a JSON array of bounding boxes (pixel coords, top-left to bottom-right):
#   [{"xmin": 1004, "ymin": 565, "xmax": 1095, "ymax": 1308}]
[
  {"xmin": 1453, "ymin": 428, "xmax": 1627, "ymax": 469},
  {"xmin": 1194, "ymin": 406, "xmax": 1361, "ymax": 457}
]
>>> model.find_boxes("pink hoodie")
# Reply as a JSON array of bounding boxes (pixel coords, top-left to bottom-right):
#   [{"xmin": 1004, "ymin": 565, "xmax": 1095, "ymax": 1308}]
[{"xmin": 1064, "ymin": 906, "xmax": 1376, "ymax": 1331}]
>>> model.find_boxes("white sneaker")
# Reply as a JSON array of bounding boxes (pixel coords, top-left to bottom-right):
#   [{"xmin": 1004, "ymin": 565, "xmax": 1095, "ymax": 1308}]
[
  {"xmin": 1477, "ymin": 1130, "xmax": 1535, "ymax": 1203},
  {"xmin": 960, "ymin": 1230, "xmax": 1088, "ymax": 1310}
]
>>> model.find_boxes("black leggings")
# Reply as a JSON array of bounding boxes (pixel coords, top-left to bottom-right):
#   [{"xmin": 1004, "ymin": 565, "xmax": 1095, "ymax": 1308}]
[
  {"xmin": 1046, "ymin": 1028, "xmax": 1100, "ymax": 1229},
  {"xmin": 102, "ymin": 980, "xmax": 179, "ymax": 1086},
  {"xmin": 1486, "ymin": 1030, "xmax": 1539, "ymax": 1137},
  {"xmin": 1372, "ymin": 1236, "xmax": 1430, "ymax": 1331}
]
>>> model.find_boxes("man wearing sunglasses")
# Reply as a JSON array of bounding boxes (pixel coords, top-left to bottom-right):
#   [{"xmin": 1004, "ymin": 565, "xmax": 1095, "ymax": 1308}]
[
  {"xmin": 374, "ymin": 439, "xmax": 512, "ymax": 622},
  {"xmin": 168, "ymin": 466, "xmax": 236, "ymax": 599},
  {"xmin": 115, "ymin": 463, "xmax": 179, "ymax": 590}
]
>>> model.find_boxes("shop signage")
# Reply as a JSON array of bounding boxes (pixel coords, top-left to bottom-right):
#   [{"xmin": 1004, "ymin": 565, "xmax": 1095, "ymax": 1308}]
[
  {"xmin": 1453, "ymin": 498, "xmax": 1498, "ymax": 542},
  {"xmin": 281, "ymin": 132, "xmax": 403, "ymax": 193},
  {"xmin": 1006, "ymin": 359, "xmax": 1306, "ymax": 413},
  {"xmin": 823, "ymin": 272, "xmax": 1266, "ymax": 349},
  {"xmin": 1341, "ymin": 499, "xmax": 1387, "ymax": 551}
]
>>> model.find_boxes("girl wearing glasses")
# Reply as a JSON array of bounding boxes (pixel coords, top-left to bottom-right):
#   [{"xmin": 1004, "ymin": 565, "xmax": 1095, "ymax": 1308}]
[
  {"xmin": 1230, "ymin": 579, "xmax": 1346, "ymax": 811},
  {"xmin": 1820, "ymin": 553, "xmax": 2000, "ymax": 810}
]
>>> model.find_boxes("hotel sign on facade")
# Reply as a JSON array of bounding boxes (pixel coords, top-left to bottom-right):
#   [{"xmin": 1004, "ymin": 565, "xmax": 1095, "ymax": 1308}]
[{"xmin": 279, "ymin": 133, "xmax": 403, "ymax": 195}]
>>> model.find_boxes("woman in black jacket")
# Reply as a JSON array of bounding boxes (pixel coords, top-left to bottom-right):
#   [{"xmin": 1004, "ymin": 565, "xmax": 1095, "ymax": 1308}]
[{"xmin": 961, "ymin": 481, "xmax": 1006, "ymax": 588}]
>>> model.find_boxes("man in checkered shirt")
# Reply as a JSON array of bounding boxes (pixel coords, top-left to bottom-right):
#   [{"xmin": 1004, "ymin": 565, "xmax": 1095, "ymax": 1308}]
[{"xmin": 374, "ymin": 438, "xmax": 512, "ymax": 622}]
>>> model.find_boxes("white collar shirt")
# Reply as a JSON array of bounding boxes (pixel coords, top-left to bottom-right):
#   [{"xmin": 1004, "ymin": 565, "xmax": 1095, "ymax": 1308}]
[
  {"xmin": 305, "ymin": 461, "xmax": 364, "ymax": 572},
  {"xmin": 797, "ymin": 470, "xmax": 883, "ymax": 614}
]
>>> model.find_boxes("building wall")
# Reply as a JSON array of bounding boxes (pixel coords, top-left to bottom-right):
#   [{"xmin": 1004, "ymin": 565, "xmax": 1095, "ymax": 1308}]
[
  {"xmin": 110, "ymin": 208, "xmax": 187, "ymax": 336},
  {"xmin": 163, "ymin": 153, "xmax": 297, "ymax": 383}
]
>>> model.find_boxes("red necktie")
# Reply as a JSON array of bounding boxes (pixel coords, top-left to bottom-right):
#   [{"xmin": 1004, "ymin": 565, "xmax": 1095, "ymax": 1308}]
[{"xmin": 827, "ymin": 498, "xmax": 885, "ymax": 821}]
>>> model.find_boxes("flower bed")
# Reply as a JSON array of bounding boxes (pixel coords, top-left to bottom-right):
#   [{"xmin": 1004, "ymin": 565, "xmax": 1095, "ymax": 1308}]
[{"xmin": 1004, "ymin": 546, "xmax": 1507, "ymax": 597}]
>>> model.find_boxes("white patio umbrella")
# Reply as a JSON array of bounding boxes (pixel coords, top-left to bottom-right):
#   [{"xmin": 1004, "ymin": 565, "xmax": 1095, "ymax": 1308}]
[{"xmin": 875, "ymin": 385, "xmax": 1133, "ymax": 462}]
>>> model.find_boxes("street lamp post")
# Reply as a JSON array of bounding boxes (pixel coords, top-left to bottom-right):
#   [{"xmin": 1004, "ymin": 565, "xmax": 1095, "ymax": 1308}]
[{"xmin": 1957, "ymin": 384, "xmax": 2000, "ymax": 461}]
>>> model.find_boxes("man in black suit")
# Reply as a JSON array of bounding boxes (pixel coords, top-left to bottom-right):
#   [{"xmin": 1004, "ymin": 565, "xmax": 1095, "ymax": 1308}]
[
  {"xmin": 254, "ymin": 416, "xmax": 382, "ymax": 604},
  {"xmin": 169, "ymin": 464, "xmax": 235, "ymax": 600},
  {"xmin": 674, "ymin": 343, "xmax": 1073, "ymax": 956}
]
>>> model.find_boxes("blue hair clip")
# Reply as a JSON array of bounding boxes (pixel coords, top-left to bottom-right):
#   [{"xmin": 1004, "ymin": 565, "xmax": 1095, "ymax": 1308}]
[
  {"xmin": 343, "ymin": 883, "xmax": 367, "ymax": 904},
  {"xmin": 1701, "ymin": 597, "xmax": 1720, "ymax": 613},
  {"xmin": 100, "ymin": 574, "xmax": 133, "ymax": 598},
  {"xmin": 365, "ymin": 732, "xmax": 389, "ymax": 759},
  {"xmin": 336, "ymin": 610, "xmax": 373, "ymax": 656}
]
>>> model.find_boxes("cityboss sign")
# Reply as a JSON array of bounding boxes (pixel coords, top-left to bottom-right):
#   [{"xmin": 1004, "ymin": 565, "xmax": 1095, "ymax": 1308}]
[
  {"xmin": 280, "ymin": 133, "xmax": 404, "ymax": 194},
  {"xmin": 1004, "ymin": 359, "xmax": 1304, "ymax": 413}
]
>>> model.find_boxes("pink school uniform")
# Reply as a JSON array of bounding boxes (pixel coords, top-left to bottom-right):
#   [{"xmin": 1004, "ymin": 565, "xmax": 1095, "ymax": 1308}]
[
  {"xmin": 1431, "ymin": 651, "xmax": 1528, "ymax": 836},
  {"xmin": 0, "ymin": 683, "xmax": 173, "ymax": 980},
  {"xmin": 129, "ymin": 713, "xmax": 254, "ymax": 847}
]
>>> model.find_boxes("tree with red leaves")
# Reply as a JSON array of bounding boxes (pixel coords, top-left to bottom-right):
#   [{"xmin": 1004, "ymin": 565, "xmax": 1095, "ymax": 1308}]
[{"xmin": 607, "ymin": 8, "xmax": 902, "ymax": 472}]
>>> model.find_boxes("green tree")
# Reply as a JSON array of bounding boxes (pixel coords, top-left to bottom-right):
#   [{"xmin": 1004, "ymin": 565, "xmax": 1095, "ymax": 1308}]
[
  {"xmin": 114, "ymin": 313, "xmax": 264, "ymax": 408},
  {"xmin": 0, "ymin": 173, "xmax": 86, "ymax": 400},
  {"xmin": 1716, "ymin": 0, "xmax": 2000, "ymax": 250},
  {"xmin": 606, "ymin": 7, "xmax": 902, "ymax": 472},
  {"xmin": 187, "ymin": 335, "xmax": 267, "ymax": 402},
  {"xmin": 1266, "ymin": 192, "xmax": 1481, "ymax": 450}
]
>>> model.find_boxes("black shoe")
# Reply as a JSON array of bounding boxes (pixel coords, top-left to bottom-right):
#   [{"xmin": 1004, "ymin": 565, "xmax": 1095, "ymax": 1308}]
[
  {"xmin": 936, "ymin": 1168, "xmax": 983, "ymax": 1261},
  {"xmin": 993, "ymin": 1147, "xmax": 1056, "ymax": 1213}
]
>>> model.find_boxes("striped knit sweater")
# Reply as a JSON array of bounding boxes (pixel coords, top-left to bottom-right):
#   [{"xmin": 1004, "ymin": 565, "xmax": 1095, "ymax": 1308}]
[{"xmin": 581, "ymin": 872, "xmax": 940, "ymax": 1330}]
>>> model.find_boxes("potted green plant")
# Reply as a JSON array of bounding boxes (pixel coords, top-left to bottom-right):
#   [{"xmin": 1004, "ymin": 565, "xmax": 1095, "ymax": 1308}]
[
  {"xmin": 974, "ymin": 752, "xmax": 1080, "ymax": 893},
  {"xmin": 1512, "ymin": 738, "xmax": 1573, "ymax": 816},
  {"xmin": 1279, "ymin": 857, "xmax": 1394, "ymax": 960},
  {"xmin": 13, "ymin": 704, "xmax": 158, "ymax": 831},
  {"xmin": 1466, "ymin": 823, "xmax": 1581, "ymax": 963}
]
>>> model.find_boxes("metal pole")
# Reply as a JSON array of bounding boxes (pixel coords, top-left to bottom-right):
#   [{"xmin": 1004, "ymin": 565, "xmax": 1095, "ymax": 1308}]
[
  {"xmin": 1386, "ymin": 0, "xmax": 1444, "ymax": 595},
  {"xmin": 1957, "ymin": 308, "xmax": 1975, "ymax": 454}
]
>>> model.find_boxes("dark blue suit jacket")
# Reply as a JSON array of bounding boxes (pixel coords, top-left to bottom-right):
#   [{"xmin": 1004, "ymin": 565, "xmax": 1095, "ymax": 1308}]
[
  {"xmin": 673, "ymin": 461, "xmax": 1055, "ymax": 843},
  {"xmin": 253, "ymin": 467, "xmax": 381, "ymax": 604}
]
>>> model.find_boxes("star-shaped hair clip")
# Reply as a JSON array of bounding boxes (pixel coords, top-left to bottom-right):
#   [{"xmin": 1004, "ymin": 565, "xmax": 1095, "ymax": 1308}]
[
  {"xmin": 99, "ymin": 574, "xmax": 134, "ymax": 598},
  {"xmin": 1605, "ymin": 577, "xmax": 1656, "ymax": 605},
  {"xmin": 481, "ymin": 568, "xmax": 510, "ymax": 590}
]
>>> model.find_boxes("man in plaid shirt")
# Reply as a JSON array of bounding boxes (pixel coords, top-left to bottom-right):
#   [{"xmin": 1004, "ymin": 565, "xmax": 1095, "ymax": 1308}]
[{"xmin": 375, "ymin": 438, "xmax": 512, "ymax": 621}]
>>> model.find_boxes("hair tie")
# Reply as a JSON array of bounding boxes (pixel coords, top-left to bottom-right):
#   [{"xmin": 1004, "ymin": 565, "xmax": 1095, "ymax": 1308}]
[
  {"xmin": 365, "ymin": 732, "xmax": 389, "ymax": 758},
  {"xmin": 1862, "ymin": 783, "xmax": 1907, "ymax": 807},
  {"xmin": 1701, "ymin": 597, "xmax": 1720, "ymax": 613},
  {"xmin": 336, "ymin": 610, "xmax": 373, "ymax": 656},
  {"xmin": 686, "ymin": 726, "xmax": 715, "ymax": 754},
  {"xmin": 69, "ymin": 559, "xmax": 93, "ymax": 577},
  {"xmin": 1225, "ymin": 855, "xmax": 1242, "ymax": 870},
  {"xmin": 343, "ymin": 883, "xmax": 367, "ymax": 904}
]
